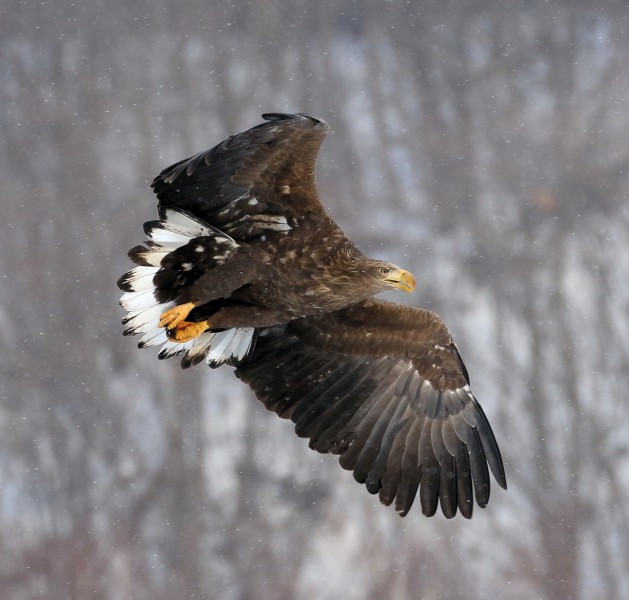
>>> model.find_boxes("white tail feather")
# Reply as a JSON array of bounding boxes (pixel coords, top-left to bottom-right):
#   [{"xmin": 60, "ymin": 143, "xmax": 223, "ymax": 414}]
[
  {"xmin": 158, "ymin": 339, "xmax": 196, "ymax": 360},
  {"xmin": 120, "ymin": 288, "xmax": 159, "ymax": 312},
  {"xmin": 230, "ymin": 328, "xmax": 256, "ymax": 360},
  {"xmin": 121, "ymin": 266, "xmax": 159, "ymax": 292},
  {"xmin": 135, "ymin": 247, "xmax": 170, "ymax": 266},
  {"xmin": 185, "ymin": 332, "xmax": 218, "ymax": 360},
  {"xmin": 207, "ymin": 328, "xmax": 255, "ymax": 367},
  {"xmin": 123, "ymin": 302, "xmax": 174, "ymax": 335},
  {"xmin": 138, "ymin": 328, "xmax": 169, "ymax": 348}
]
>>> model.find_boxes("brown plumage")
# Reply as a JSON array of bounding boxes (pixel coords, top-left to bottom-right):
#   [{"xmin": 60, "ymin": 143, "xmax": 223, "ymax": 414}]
[{"xmin": 118, "ymin": 113, "xmax": 506, "ymax": 518}]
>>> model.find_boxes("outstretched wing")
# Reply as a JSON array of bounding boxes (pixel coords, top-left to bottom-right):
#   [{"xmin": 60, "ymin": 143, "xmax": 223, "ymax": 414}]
[
  {"xmin": 236, "ymin": 298, "xmax": 506, "ymax": 518},
  {"xmin": 151, "ymin": 113, "xmax": 330, "ymax": 242}
]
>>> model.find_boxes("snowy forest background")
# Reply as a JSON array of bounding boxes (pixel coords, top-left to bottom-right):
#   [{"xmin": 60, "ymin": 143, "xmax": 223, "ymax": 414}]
[{"xmin": 2, "ymin": 1, "xmax": 629, "ymax": 598}]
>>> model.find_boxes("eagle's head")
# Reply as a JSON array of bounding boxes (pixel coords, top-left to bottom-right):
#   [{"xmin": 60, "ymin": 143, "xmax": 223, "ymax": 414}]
[
  {"xmin": 365, "ymin": 260, "xmax": 416, "ymax": 293},
  {"xmin": 320, "ymin": 248, "xmax": 416, "ymax": 307}
]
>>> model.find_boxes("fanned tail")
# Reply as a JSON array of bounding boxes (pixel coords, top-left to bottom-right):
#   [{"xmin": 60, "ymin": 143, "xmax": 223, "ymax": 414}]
[{"xmin": 117, "ymin": 208, "xmax": 256, "ymax": 367}]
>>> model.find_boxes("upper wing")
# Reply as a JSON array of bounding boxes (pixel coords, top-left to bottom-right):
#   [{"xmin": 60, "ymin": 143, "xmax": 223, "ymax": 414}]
[
  {"xmin": 151, "ymin": 113, "xmax": 330, "ymax": 242},
  {"xmin": 236, "ymin": 298, "xmax": 506, "ymax": 518}
]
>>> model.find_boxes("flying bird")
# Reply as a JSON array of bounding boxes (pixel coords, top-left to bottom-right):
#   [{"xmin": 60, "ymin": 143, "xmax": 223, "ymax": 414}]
[{"xmin": 118, "ymin": 113, "xmax": 506, "ymax": 518}]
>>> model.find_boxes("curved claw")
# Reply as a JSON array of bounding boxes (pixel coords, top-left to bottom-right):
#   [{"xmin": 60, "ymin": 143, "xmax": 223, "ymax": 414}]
[
  {"xmin": 159, "ymin": 302, "xmax": 196, "ymax": 329},
  {"xmin": 166, "ymin": 319, "xmax": 210, "ymax": 343}
]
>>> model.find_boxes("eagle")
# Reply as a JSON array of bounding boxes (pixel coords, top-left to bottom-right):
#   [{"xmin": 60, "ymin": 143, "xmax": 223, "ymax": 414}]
[{"xmin": 118, "ymin": 113, "xmax": 506, "ymax": 518}]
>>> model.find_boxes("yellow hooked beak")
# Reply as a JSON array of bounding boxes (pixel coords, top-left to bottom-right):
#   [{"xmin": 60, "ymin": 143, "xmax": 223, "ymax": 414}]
[{"xmin": 386, "ymin": 268, "xmax": 416, "ymax": 293}]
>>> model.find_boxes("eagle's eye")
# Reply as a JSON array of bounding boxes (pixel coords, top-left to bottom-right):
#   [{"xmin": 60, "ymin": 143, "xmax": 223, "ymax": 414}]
[{"xmin": 379, "ymin": 267, "xmax": 390, "ymax": 276}]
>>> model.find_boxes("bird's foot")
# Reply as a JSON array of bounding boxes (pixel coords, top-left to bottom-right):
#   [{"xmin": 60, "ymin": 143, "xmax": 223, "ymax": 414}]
[
  {"xmin": 159, "ymin": 302, "xmax": 196, "ymax": 329},
  {"xmin": 166, "ymin": 319, "xmax": 210, "ymax": 343}
]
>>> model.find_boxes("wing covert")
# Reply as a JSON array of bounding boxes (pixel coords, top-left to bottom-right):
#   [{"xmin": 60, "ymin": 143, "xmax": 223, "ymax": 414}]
[
  {"xmin": 236, "ymin": 299, "xmax": 506, "ymax": 518},
  {"xmin": 151, "ymin": 113, "xmax": 330, "ymax": 243}
]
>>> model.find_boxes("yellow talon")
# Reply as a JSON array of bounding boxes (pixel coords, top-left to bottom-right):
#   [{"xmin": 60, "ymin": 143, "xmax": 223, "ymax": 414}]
[
  {"xmin": 166, "ymin": 320, "xmax": 210, "ymax": 343},
  {"xmin": 159, "ymin": 302, "xmax": 196, "ymax": 329}
]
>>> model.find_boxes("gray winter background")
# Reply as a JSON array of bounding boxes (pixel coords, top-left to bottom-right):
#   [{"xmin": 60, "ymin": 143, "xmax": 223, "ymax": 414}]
[{"xmin": 2, "ymin": 1, "xmax": 629, "ymax": 598}]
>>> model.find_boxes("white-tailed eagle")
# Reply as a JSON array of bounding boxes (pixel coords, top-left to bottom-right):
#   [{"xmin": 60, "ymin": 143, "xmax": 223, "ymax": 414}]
[{"xmin": 118, "ymin": 113, "xmax": 506, "ymax": 518}]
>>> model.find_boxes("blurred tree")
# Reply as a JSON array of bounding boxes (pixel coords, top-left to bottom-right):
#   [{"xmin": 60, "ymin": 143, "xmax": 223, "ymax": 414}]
[{"xmin": 1, "ymin": 1, "xmax": 629, "ymax": 599}]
